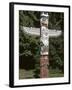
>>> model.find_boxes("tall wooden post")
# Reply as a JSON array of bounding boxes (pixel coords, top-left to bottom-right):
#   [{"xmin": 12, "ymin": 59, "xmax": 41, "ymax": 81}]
[
  {"xmin": 40, "ymin": 12, "xmax": 49, "ymax": 78},
  {"xmin": 40, "ymin": 55, "xmax": 49, "ymax": 78}
]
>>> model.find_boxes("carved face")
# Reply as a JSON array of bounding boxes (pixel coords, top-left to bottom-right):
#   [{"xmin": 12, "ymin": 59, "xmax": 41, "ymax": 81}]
[
  {"xmin": 40, "ymin": 17, "xmax": 48, "ymax": 28},
  {"xmin": 41, "ymin": 28, "xmax": 49, "ymax": 46}
]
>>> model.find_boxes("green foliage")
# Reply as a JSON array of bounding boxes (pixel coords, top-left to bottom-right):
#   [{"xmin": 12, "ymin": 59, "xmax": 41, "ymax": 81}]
[
  {"xmin": 19, "ymin": 11, "xmax": 41, "ymax": 77},
  {"xmin": 49, "ymin": 35, "xmax": 64, "ymax": 72},
  {"xmin": 48, "ymin": 12, "xmax": 64, "ymax": 31},
  {"xmin": 19, "ymin": 29, "xmax": 40, "ymax": 57},
  {"xmin": 19, "ymin": 11, "xmax": 40, "ymax": 27}
]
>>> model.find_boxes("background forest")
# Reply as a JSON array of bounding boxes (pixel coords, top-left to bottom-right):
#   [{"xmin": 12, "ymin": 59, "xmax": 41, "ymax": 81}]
[{"xmin": 19, "ymin": 11, "xmax": 64, "ymax": 79}]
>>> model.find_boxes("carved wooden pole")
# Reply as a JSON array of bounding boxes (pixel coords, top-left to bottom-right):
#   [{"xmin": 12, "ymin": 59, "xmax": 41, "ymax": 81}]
[{"xmin": 40, "ymin": 12, "xmax": 49, "ymax": 78}]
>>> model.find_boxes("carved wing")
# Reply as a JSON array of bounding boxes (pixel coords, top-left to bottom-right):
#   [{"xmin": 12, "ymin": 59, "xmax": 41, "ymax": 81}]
[
  {"xmin": 21, "ymin": 26, "xmax": 62, "ymax": 37},
  {"xmin": 21, "ymin": 26, "xmax": 40, "ymax": 36},
  {"xmin": 48, "ymin": 29, "xmax": 62, "ymax": 37}
]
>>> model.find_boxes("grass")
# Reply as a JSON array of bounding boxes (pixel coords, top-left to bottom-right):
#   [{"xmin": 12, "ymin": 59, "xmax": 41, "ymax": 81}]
[
  {"xmin": 49, "ymin": 69, "xmax": 64, "ymax": 77},
  {"xmin": 19, "ymin": 69, "xmax": 64, "ymax": 79},
  {"xmin": 19, "ymin": 69, "xmax": 35, "ymax": 79}
]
